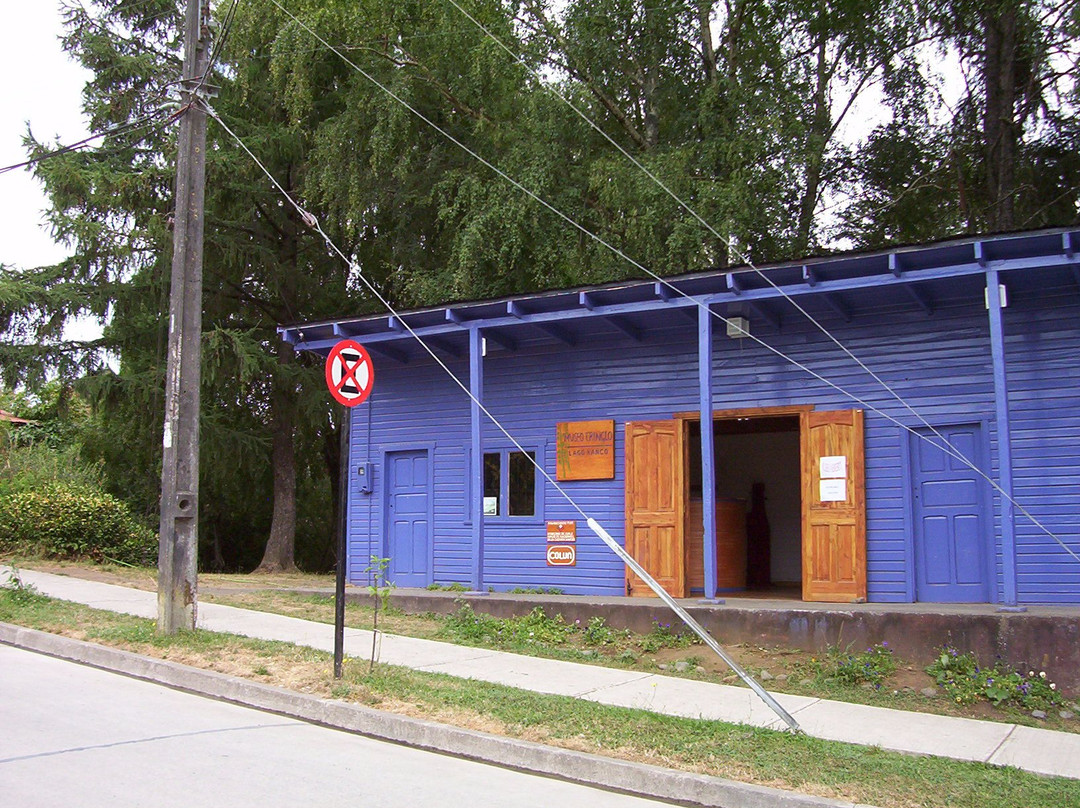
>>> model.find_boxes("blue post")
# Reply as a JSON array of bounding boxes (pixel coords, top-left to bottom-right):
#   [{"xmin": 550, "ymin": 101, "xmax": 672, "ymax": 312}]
[
  {"xmin": 469, "ymin": 327, "xmax": 485, "ymax": 592},
  {"xmin": 985, "ymin": 267, "xmax": 1022, "ymax": 610},
  {"xmin": 699, "ymin": 304, "xmax": 718, "ymax": 600}
]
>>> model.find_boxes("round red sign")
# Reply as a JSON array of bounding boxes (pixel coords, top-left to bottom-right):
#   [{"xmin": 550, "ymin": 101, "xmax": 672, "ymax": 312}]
[{"xmin": 325, "ymin": 339, "xmax": 375, "ymax": 407}]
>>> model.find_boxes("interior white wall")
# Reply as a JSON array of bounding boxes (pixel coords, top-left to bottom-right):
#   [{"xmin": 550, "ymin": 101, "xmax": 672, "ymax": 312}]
[{"xmin": 713, "ymin": 430, "xmax": 801, "ymax": 583}]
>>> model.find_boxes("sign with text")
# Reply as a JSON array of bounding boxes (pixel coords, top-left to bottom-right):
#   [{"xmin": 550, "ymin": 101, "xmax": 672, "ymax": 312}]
[
  {"xmin": 555, "ymin": 420, "xmax": 615, "ymax": 481},
  {"xmin": 820, "ymin": 478, "xmax": 848, "ymax": 502},
  {"xmin": 820, "ymin": 455, "xmax": 847, "ymax": 479},
  {"xmin": 546, "ymin": 520, "xmax": 577, "ymax": 543},
  {"xmin": 546, "ymin": 544, "xmax": 577, "ymax": 566}
]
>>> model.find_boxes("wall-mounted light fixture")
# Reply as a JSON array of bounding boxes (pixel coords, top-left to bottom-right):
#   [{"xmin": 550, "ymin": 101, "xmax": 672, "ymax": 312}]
[{"xmin": 726, "ymin": 316, "xmax": 750, "ymax": 339}]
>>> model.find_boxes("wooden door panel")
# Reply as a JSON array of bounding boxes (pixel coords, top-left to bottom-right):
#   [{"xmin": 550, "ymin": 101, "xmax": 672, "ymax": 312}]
[
  {"xmin": 801, "ymin": 410, "xmax": 866, "ymax": 602},
  {"xmin": 625, "ymin": 421, "xmax": 685, "ymax": 597}
]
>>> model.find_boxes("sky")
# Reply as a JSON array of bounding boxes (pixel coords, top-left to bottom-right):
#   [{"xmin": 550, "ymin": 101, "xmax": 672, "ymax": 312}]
[{"xmin": 0, "ymin": 3, "xmax": 90, "ymax": 271}]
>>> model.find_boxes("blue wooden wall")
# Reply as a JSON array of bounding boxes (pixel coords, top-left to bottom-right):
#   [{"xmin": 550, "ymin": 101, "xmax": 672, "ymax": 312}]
[{"xmin": 344, "ymin": 283, "xmax": 1080, "ymax": 604}]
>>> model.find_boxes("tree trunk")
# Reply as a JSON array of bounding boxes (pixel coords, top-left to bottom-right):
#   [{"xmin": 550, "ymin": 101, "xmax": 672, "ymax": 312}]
[
  {"xmin": 256, "ymin": 340, "xmax": 298, "ymax": 573},
  {"xmin": 983, "ymin": 6, "xmax": 1018, "ymax": 231},
  {"xmin": 323, "ymin": 412, "xmax": 341, "ymax": 568},
  {"xmin": 795, "ymin": 32, "xmax": 831, "ymax": 256}
]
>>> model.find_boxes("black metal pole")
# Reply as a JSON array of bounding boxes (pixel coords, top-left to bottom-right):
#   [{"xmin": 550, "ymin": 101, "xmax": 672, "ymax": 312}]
[{"xmin": 333, "ymin": 405, "xmax": 351, "ymax": 678}]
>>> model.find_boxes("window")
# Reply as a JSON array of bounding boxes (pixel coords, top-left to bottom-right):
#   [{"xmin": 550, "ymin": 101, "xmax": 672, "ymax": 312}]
[{"xmin": 482, "ymin": 449, "xmax": 538, "ymax": 518}]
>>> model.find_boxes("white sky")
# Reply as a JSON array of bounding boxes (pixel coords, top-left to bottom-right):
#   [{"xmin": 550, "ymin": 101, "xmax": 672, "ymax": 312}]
[{"xmin": 0, "ymin": 2, "xmax": 90, "ymax": 271}]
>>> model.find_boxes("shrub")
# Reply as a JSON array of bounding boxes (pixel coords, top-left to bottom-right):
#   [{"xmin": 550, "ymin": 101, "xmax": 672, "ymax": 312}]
[
  {"xmin": 639, "ymin": 619, "xmax": 696, "ymax": 653},
  {"xmin": 821, "ymin": 642, "xmax": 897, "ymax": 687},
  {"xmin": 583, "ymin": 615, "xmax": 618, "ymax": 646},
  {"xmin": 0, "ymin": 439, "xmax": 105, "ymax": 499},
  {"xmin": 0, "ymin": 483, "xmax": 156, "ymax": 566},
  {"xmin": 440, "ymin": 603, "xmax": 575, "ymax": 648},
  {"xmin": 927, "ymin": 646, "xmax": 1065, "ymax": 711}
]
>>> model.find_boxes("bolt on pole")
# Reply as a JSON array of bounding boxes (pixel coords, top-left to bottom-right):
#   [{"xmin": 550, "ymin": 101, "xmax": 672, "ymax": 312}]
[{"xmin": 158, "ymin": 0, "xmax": 211, "ymax": 634}]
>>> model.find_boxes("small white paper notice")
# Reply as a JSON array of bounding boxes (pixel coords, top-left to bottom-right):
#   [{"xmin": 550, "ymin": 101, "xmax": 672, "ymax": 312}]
[
  {"xmin": 820, "ymin": 479, "xmax": 847, "ymax": 502},
  {"xmin": 820, "ymin": 455, "xmax": 847, "ymax": 479},
  {"xmin": 483, "ymin": 496, "xmax": 498, "ymax": 516}
]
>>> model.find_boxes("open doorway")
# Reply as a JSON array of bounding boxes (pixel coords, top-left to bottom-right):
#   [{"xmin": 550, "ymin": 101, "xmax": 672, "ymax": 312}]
[
  {"xmin": 685, "ymin": 415, "xmax": 801, "ymax": 596},
  {"xmin": 625, "ymin": 408, "xmax": 865, "ymax": 602}
]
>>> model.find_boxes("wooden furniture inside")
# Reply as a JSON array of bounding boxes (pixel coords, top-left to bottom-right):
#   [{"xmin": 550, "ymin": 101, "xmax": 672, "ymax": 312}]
[{"xmin": 685, "ymin": 498, "xmax": 748, "ymax": 591}]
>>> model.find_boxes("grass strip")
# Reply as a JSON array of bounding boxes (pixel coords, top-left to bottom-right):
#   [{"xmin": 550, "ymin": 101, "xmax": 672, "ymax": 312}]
[{"xmin": 1, "ymin": 586, "xmax": 1078, "ymax": 808}]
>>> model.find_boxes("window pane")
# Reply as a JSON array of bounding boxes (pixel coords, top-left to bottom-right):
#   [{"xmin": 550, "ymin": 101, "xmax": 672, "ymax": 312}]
[
  {"xmin": 508, "ymin": 451, "xmax": 536, "ymax": 516},
  {"xmin": 483, "ymin": 452, "xmax": 500, "ymax": 516}
]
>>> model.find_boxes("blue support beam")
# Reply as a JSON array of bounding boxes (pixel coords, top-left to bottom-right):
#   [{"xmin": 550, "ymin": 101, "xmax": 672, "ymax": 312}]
[
  {"xmin": 366, "ymin": 343, "xmax": 409, "ymax": 364},
  {"xmin": 483, "ymin": 328, "xmax": 518, "ymax": 352},
  {"xmin": 469, "ymin": 326, "xmax": 485, "ymax": 592},
  {"xmin": 905, "ymin": 285, "xmax": 935, "ymax": 315},
  {"xmin": 891, "ymin": 255, "xmax": 935, "ymax": 314},
  {"xmin": 287, "ymin": 250, "xmax": 1080, "ymax": 357},
  {"xmin": 427, "ymin": 336, "xmax": 464, "ymax": 358},
  {"xmin": 509, "ymin": 301, "xmax": 575, "ymax": 345},
  {"xmin": 1066, "ymin": 234, "xmax": 1080, "ymax": 293},
  {"xmin": 604, "ymin": 314, "xmax": 644, "ymax": 342},
  {"xmin": 985, "ymin": 267, "xmax": 1021, "ymax": 609},
  {"xmin": 699, "ymin": 304, "xmax": 718, "ymax": 600},
  {"xmin": 822, "ymin": 292, "xmax": 852, "ymax": 322},
  {"xmin": 580, "ymin": 292, "xmax": 644, "ymax": 341},
  {"xmin": 747, "ymin": 301, "xmax": 781, "ymax": 331}
]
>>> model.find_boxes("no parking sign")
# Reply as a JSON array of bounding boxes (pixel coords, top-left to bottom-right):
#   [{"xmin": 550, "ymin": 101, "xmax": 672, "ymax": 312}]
[{"xmin": 325, "ymin": 339, "xmax": 374, "ymax": 407}]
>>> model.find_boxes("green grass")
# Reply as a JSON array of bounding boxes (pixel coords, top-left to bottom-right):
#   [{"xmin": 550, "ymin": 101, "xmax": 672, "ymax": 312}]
[{"xmin": 1, "ymin": 586, "xmax": 1079, "ymax": 808}]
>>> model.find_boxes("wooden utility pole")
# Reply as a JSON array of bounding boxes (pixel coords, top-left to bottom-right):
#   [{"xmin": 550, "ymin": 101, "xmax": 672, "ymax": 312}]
[{"xmin": 158, "ymin": 0, "xmax": 211, "ymax": 634}]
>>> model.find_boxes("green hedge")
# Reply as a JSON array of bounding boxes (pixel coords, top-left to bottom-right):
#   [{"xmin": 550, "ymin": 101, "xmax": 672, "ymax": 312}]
[{"xmin": 0, "ymin": 483, "xmax": 156, "ymax": 566}]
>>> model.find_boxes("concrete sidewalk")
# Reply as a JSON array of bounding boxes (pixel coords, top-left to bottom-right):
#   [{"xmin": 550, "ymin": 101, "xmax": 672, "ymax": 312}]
[{"xmin": 6, "ymin": 566, "xmax": 1080, "ymax": 781}]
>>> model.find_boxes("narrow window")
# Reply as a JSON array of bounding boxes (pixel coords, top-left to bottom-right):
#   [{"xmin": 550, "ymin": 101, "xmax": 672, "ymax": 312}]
[
  {"xmin": 508, "ymin": 451, "xmax": 536, "ymax": 516},
  {"xmin": 483, "ymin": 452, "xmax": 501, "ymax": 515}
]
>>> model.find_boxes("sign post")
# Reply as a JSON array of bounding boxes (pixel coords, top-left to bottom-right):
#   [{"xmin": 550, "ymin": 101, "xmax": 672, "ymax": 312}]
[{"xmin": 326, "ymin": 340, "xmax": 375, "ymax": 679}]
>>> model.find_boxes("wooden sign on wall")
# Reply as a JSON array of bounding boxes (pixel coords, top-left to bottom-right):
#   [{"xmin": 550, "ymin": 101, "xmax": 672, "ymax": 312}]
[{"xmin": 556, "ymin": 420, "xmax": 615, "ymax": 481}]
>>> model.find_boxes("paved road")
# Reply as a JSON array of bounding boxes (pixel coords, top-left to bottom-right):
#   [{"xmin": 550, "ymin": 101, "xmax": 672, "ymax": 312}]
[{"xmin": 0, "ymin": 645, "xmax": 671, "ymax": 808}]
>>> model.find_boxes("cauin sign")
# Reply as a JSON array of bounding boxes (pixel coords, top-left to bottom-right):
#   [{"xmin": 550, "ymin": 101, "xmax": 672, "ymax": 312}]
[{"xmin": 325, "ymin": 339, "xmax": 375, "ymax": 407}]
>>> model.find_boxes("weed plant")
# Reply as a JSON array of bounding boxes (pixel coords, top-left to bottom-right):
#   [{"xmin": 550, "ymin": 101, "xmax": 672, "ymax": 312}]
[
  {"xmin": 639, "ymin": 619, "xmax": 696, "ymax": 653},
  {"xmin": 927, "ymin": 646, "xmax": 1065, "ymax": 711},
  {"xmin": 822, "ymin": 642, "xmax": 897, "ymax": 687}
]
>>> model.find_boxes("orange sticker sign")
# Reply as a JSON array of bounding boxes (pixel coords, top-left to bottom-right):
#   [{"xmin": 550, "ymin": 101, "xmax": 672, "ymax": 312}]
[
  {"xmin": 546, "ymin": 545, "xmax": 576, "ymax": 566},
  {"xmin": 546, "ymin": 520, "xmax": 577, "ymax": 543}
]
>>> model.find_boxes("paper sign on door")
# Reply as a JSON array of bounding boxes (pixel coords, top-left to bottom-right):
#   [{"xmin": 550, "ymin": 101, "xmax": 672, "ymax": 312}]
[
  {"xmin": 820, "ymin": 455, "xmax": 847, "ymax": 479},
  {"xmin": 820, "ymin": 479, "xmax": 847, "ymax": 502}
]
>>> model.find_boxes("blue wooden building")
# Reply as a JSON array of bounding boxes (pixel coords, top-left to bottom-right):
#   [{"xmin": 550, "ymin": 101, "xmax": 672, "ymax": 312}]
[{"xmin": 282, "ymin": 229, "xmax": 1080, "ymax": 605}]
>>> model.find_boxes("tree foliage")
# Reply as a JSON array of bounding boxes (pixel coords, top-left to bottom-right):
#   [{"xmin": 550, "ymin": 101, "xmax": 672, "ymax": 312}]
[{"xmin": 1, "ymin": 0, "xmax": 1077, "ymax": 571}]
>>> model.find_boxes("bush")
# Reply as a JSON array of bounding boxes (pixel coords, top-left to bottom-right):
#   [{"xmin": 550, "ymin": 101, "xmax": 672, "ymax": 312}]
[
  {"xmin": 0, "ymin": 483, "xmax": 156, "ymax": 566},
  {"xmin": 821, "ymin": 642, "xmax": 897, "ymax": 687},
  {"xmin": 0, "ymin": 437, "xmax": 105, "ymax": 499},
  {"xmin": 440, "ymin": 603, "xmax": 575, "ymax": 648},
  {"xmin": 927, "ymin": 646, "xmax": 1066, "ymax": 711}
]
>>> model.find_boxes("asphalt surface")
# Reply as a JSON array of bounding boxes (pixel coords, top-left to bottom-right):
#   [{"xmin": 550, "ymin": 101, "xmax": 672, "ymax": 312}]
[{"xmin": 0, "ymin": 644, "xmax": 673, "ymax": 808}]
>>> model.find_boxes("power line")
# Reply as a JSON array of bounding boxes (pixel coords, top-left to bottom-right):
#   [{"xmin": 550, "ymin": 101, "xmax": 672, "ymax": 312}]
[
  {"xmin": 272, "ymin": 0, "xmax": 1076, "ymax": 563},
  {"xmin": 207, "ymin": 101, "xmax": 802, "ymax": 733},
  {"xmin": 439, "ymin": 0, "xmax": 1079, "ymax": 563},
  {"xmin": 0, "ymin": 109, "xmax": 173, "ymax": 177}
]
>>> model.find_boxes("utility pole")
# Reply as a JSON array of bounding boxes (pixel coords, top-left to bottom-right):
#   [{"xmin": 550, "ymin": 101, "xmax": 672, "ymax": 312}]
[{"xmin": 158, "ymin": 0, "xmax": 211, "ymax": 634}]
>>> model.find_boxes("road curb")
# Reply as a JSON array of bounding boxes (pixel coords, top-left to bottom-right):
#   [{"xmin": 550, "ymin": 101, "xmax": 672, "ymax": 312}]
[{"xmin": 0, "ymin": 622, "xmax": 877, "ymax": 808}]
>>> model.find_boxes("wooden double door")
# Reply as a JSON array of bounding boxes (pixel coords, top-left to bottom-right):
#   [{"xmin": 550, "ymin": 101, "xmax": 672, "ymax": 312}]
[{"xmin": 624, "ymin": 409, "xmax": 866, "ymax": 602}]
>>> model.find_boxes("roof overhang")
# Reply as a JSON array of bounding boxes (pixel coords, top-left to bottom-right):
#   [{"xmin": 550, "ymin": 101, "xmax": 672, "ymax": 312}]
[{"xmin": 280, "ymin": 229, "xmax": 1080, "ymax": 361}]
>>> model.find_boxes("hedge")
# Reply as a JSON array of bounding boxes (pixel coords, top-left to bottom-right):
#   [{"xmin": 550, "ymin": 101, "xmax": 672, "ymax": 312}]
[{"xmin": 0, "ymin": 483, "xmax": 156, "ymax": 566}]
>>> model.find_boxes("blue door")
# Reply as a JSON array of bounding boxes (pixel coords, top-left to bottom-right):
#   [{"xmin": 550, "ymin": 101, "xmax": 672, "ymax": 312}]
[
  {"xmin": 911, "ymin": 425, "xmax": 990, "ymax": 602},
  {"xmin": 386, "ymin": 450, "xmax": 431, "ymax": 587}
]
